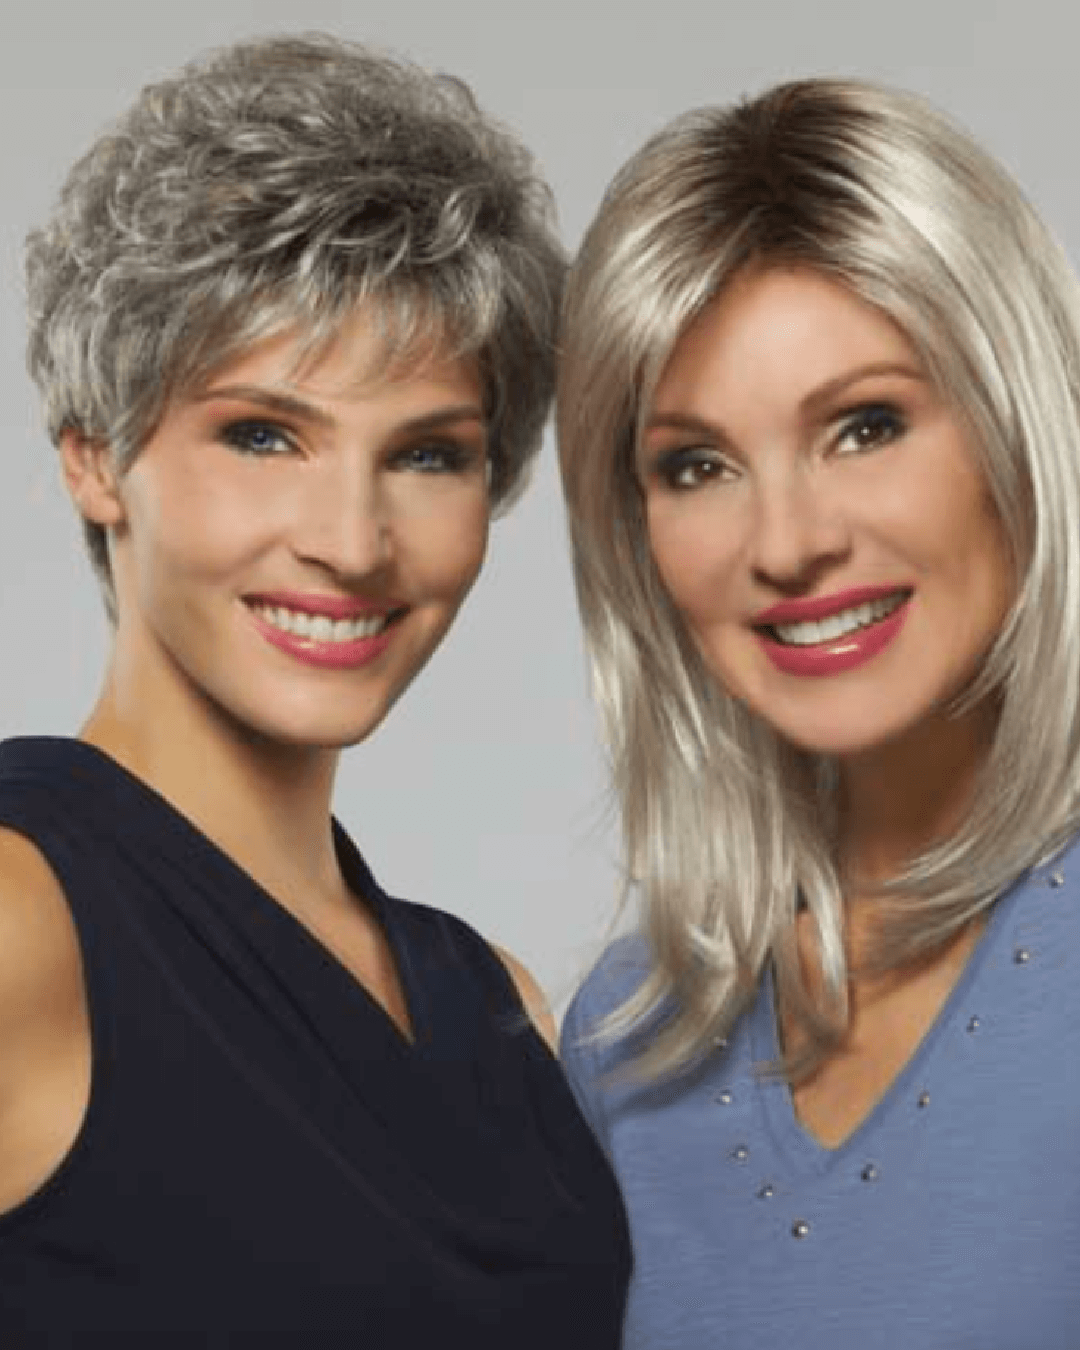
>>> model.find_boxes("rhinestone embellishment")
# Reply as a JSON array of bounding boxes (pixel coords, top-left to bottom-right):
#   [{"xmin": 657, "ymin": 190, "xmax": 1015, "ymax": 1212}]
[{"xmin": 792, "ymin": 1220, "xmax": 811, "ymax": 1239}]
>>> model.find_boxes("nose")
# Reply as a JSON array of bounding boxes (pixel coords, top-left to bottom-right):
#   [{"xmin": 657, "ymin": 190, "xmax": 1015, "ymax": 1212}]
[
  {"xmin": 293, "ymin": 457, "xmax": 393, "ymax": 582},
  {"xmin": 749, "ymin": 466, "xmax": 851, "ymax": 590}
]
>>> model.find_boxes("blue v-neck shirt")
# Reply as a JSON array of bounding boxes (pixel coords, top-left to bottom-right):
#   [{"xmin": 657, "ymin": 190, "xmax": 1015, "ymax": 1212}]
[{"xmin": 562, "ymin": 842, "xmax": 1080, "ymax": 1348}]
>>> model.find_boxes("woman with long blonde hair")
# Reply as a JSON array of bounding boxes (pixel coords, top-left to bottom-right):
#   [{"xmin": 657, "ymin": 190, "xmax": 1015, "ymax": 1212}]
[{"xmin": 560, "ymin": 79, "xmax": 1080, "ymax": 1346}]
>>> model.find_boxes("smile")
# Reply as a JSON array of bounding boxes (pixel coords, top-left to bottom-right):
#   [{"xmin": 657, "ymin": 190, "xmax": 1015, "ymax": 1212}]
[
  {"xmin": 754, "ymin": 587, "xmax": 911, "ymax": 678},
  {"xmin": 250, "ymin": 603, "xmax": 393, "ymax": 644},
  {"xmin": 246, "ymin": 598, "xmax": 404, "ymax": 671},
  {"xmin": 766, "ymin": 592, "xmax": 906, "ymax": 647}
]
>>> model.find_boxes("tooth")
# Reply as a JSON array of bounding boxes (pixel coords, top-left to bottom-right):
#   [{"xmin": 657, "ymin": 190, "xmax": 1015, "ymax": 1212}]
[{"xmin": 311, "ymin": 616, "xmax": 333, "ymax": 641}]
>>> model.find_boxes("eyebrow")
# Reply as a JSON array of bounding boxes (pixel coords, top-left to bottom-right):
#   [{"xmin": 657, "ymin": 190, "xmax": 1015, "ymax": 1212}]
[
  {"xmin": 195, "ymin": 384, "xmax": 486, "ymax": 434},
  {"xmin": 644, "ymin": 361, "xmax": 925, "ymax": 439}
]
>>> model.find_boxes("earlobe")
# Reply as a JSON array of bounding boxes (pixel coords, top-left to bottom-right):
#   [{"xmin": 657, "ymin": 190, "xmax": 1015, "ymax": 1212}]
[{"xmin": 59, "ymin": 429, "xmax": 126, "ymax": 527}]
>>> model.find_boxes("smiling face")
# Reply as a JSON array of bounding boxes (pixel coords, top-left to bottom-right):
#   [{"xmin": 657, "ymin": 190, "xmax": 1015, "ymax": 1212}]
[
  {"xmin": 68, "ymin": 308, "xmax": 490, "ymax": 753},
  {"xmin": 637, "ymin": 266, "xmax": 1015, "ymax": 761}
]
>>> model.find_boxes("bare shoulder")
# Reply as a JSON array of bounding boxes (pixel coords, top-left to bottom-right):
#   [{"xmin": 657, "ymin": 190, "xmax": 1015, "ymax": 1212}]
[
  {"xmin": 492, "ymin": 944, "xmax": 558, "ymax": 1051},
  {"xmin": 0, "ymin": 828, "xmax": 91, "ymax": 1213},
  {"xmin": 0, "ymin": 827, "xmax": 82, "ymax": 1008}
]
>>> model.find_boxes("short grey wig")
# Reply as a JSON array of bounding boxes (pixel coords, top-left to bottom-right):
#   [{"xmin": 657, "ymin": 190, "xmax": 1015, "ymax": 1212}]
[
  {"xmin": 558, "ymin": 78, "xmax": 1080, "ymax": 1080},
  {"xmin": 26, "ymin": 32, "xmax": 565, "ymax": 607}
]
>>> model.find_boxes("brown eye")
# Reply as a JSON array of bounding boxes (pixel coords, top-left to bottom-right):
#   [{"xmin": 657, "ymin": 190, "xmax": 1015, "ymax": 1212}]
[
  {"xmin": 836, "ymin": 404, "xmax": 905, "ymax": 454},
  {"xmin": 654, "ymin": 448, "xmax": 736, "ymax": 491}
]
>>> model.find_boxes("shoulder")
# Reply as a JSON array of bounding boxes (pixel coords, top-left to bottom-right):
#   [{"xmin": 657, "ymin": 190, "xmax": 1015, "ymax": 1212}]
[
  {"xmin": 490, "ymin": 944, "xmax": 557, "ymax": 1050},
  {"xmin": 562, "ymin": 933, "xmax": 653, "ymax": 1041},
  {"xmin": 0, "ymin": 826, "xmax": 82, "ymax": 1009},
  {"xmin": 0, "ymin": 828, "xmax": 92, "ymax": 1213},
  {"xmin": 558, "ymin": 935, "xmax": 654, "ymax": 1139},
  {"xmin": 0, "ymin": 828, "xmax": 85, "ymax": 1075}
]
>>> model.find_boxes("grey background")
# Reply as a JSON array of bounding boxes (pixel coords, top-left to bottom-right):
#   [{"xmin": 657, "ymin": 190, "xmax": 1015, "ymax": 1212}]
[{"xmin": 2, "ymin": 0, "xmax": 1075, "ymax": 1012}]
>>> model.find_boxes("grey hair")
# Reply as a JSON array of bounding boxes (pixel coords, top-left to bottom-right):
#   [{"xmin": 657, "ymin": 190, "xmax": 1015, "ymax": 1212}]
[
  {"xmin": 26, "ymin": 32, "xmax": 565, "ymax": 612},
  {"xmin": 558, "ymin": 78, "xmax": 1080, "ymax": 1081}
]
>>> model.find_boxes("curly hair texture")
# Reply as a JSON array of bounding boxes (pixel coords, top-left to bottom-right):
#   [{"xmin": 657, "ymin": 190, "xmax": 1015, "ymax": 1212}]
[
  {"xmin": 558, "ymin": 79, "xmax": 1080, "ymax": 1081},
  {"xmin": 26, "ymin": 32, "xmax": 565, "ymax": 612}
]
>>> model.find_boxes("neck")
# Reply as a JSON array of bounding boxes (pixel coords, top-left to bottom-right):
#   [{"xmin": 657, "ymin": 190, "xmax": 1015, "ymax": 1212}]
[
  {"xmin": 837, "ymin": 698, "xmax": 997, "ymax": 891},
  {"xmin": 81, "ymin": 649, "xmax": 347, "ymax": 918}
]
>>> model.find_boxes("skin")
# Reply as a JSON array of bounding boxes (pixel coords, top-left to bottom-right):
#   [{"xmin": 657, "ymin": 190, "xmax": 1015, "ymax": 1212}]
[
  {"xmin": 639, "ymin": 266, "xmax": 1014, "ymax": 1147},
  {"xmin": 0, "ymin": 309, "xmax": 553, "ymax": 1214}
]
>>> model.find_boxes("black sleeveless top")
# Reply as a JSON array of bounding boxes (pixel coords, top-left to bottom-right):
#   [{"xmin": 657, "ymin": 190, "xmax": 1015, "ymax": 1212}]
[{"xmin": 0, "ymin": 738, "xmax": 630, "ymax": 1347}]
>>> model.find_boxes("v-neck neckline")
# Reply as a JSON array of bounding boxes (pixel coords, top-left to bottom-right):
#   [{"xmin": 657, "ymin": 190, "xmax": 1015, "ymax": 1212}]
[
  {"xmin": 748, "ymin": 872, "xmax": 1026, "ymax": 1176},
  {"xmin": 10, "ymin": 735, "xmax": 429, "ymax": 1057}
]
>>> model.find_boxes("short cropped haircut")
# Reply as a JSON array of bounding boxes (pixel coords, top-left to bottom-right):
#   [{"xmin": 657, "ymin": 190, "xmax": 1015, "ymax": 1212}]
[
  {"xmin": 558, "ymin": 79, "xmax": 1080, "ymax": 1080},
  {"xmin": 26, "ymin": 32, "xmax": 565, "ymax": 609}
]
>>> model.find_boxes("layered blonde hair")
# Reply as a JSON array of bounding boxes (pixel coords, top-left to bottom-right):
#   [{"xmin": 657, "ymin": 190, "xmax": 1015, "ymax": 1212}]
[{"xmin": 558, "ymin": 78, "xmax": 1080, "ymax": 1079}]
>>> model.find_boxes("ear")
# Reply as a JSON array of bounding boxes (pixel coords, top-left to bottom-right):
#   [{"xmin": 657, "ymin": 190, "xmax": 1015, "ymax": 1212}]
[{"xmin": 59, "ymin": 429, "xmax": 126, "ymax": 527}]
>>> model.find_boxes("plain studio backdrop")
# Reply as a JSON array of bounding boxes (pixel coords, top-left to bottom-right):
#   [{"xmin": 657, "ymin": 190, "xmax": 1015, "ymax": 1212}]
[{"xmin": 2, "ymin": 0, "xmax": 1076, "ymax": 1013}]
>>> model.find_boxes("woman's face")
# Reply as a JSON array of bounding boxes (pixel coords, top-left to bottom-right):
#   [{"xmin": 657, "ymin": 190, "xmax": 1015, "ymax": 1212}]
[
  {"xmin": 637, "ymin": 266, "xmax": 1013, "ymax": 760},
  {"xmin": 85, "ymin": 307, "xmax": 490, "ymax": 751}
]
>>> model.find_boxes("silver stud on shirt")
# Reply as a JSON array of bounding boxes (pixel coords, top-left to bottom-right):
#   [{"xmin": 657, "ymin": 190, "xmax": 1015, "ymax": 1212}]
[
  {"xmin": 731, "ymin": 1145, "xmax": 749, "ymax": 1163},
  {"xmin": 861, "ymin": 1163, "xmax": 879, "ymax": 1182},
  {"xmin": 1049, "ymin": 871, "xmax": 1065, "ymax": 888},
  {"xmin": 757, "ymin": 1183, "xmax": 775, "ymax": 1200},
  {"xmin": 716, "ymin": 1090, "xmax": 733, "ymax": 1106},
  {"xmin": 917, "ymin": 1091, "xmax": 931, "ymax": 1109},
  {"xmin": 967, "ymin": 1016, "xmax": 981, "ymax": 1033},
  {"xmin": 1014, "ymin": 947, "xmax": 1032, "ymax": 965},
  {"xmin": 792, "ymin": 1220, "xmax": 811, "ymax": 1239}
]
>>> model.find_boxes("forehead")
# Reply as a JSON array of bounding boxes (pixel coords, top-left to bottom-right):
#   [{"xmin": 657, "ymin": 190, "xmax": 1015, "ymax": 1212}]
[
  {"xmin": 195, "ymin": 302, "xmax": 484, "ymax": 407},
  {"xmin": 653, "ymin": 267, "xmax": 921, "ymax": 410}
]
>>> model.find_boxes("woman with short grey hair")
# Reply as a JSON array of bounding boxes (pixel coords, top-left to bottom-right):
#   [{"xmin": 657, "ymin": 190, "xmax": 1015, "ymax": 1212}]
[
  {"xmin": 0, "ymin": 32, "xmax": 629, "ymax": 1345},
  {"xmin": 560, "ymin": 78, "xmax": 1080, "ymax": 1346}
]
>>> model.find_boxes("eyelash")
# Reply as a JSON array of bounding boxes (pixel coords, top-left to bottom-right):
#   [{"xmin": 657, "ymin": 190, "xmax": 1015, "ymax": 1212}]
[
  {"xmin": 220, "ymin": 420, "xmax": 295, "ymax": 457},
  {"xmin": 834, "ymin": 403, "xmax": 906, "ymax": 454},
  {"xmin": 652, "ymin": 447, "xmax": 737, "ymax": 492},
  {"xmin": 391, "ymin": 442, "xmax": 479, "ymax": 475},
  {"xmin": 646, "ymin": 401, "xmax": 907, "ymax": 493},
  {"xmin": 218, "ymin": 422, "xmax": 482, "ymax": 475}
]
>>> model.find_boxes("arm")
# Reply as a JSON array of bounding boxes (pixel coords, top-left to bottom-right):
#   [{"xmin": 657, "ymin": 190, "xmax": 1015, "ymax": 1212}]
[{"xmin": 0, "ymin": 829, "xmax": 91, "ymax": 1214}]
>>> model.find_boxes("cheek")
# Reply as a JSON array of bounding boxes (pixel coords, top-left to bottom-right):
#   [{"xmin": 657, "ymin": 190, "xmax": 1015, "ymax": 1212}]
[
  {"xmin": 406, "ymin": 496, "xmax": 489, "ymax": 597},
  {"xmin": 646, "ymin": 503, "xmax": 734, "ymax": 622}
]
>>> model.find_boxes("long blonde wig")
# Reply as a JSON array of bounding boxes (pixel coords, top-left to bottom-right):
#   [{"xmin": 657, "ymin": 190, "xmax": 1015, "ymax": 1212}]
[{"xmin": 558, "ymin": 79, "xmax": 1080, "ymax": 1080}]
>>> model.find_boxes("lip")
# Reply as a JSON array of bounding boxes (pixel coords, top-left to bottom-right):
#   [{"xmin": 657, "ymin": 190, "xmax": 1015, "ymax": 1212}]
[
  {"xmin": 755, "ymin": 591, "xmax": 911, "ymax": 678},
  {"xmin": 754, "ymin": 584, "xmax": 909, "ymax": 627},
  {"xmin": 245, "ymin": 590, "xmax": 401, "ymax": 621},
  {"xmin": 246, "ymin": 601, "xmax": 399, "ymax": 671}
]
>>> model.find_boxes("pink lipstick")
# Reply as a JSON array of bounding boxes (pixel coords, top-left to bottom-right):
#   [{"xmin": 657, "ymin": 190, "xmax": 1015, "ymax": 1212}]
[
  {"xmin": 244, "ymin": 593, "xmax": 402, "ymax": 671},
  {"xmin": 754, "ymin": 586, "xmax": 911, "ymax": 678}
]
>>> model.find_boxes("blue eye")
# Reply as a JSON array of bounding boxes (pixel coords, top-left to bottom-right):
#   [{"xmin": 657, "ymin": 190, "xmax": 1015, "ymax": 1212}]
[
  {"xmin": 394, "ymin": 442, "xmax": 476, "ymax": 474},
  {"xmin": 836, "ymin": 404, "xmax": 905, "ymax": 454},
  {"xmin": 220, "ymin": 421, "xmax": 294, "ymax": 456}
]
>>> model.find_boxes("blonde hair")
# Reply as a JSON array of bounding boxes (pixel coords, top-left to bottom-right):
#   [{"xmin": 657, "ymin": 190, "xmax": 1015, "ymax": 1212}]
[{"xmin": 558, "ymin": 78, "xmax": 1080, "ymax": 1080}]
